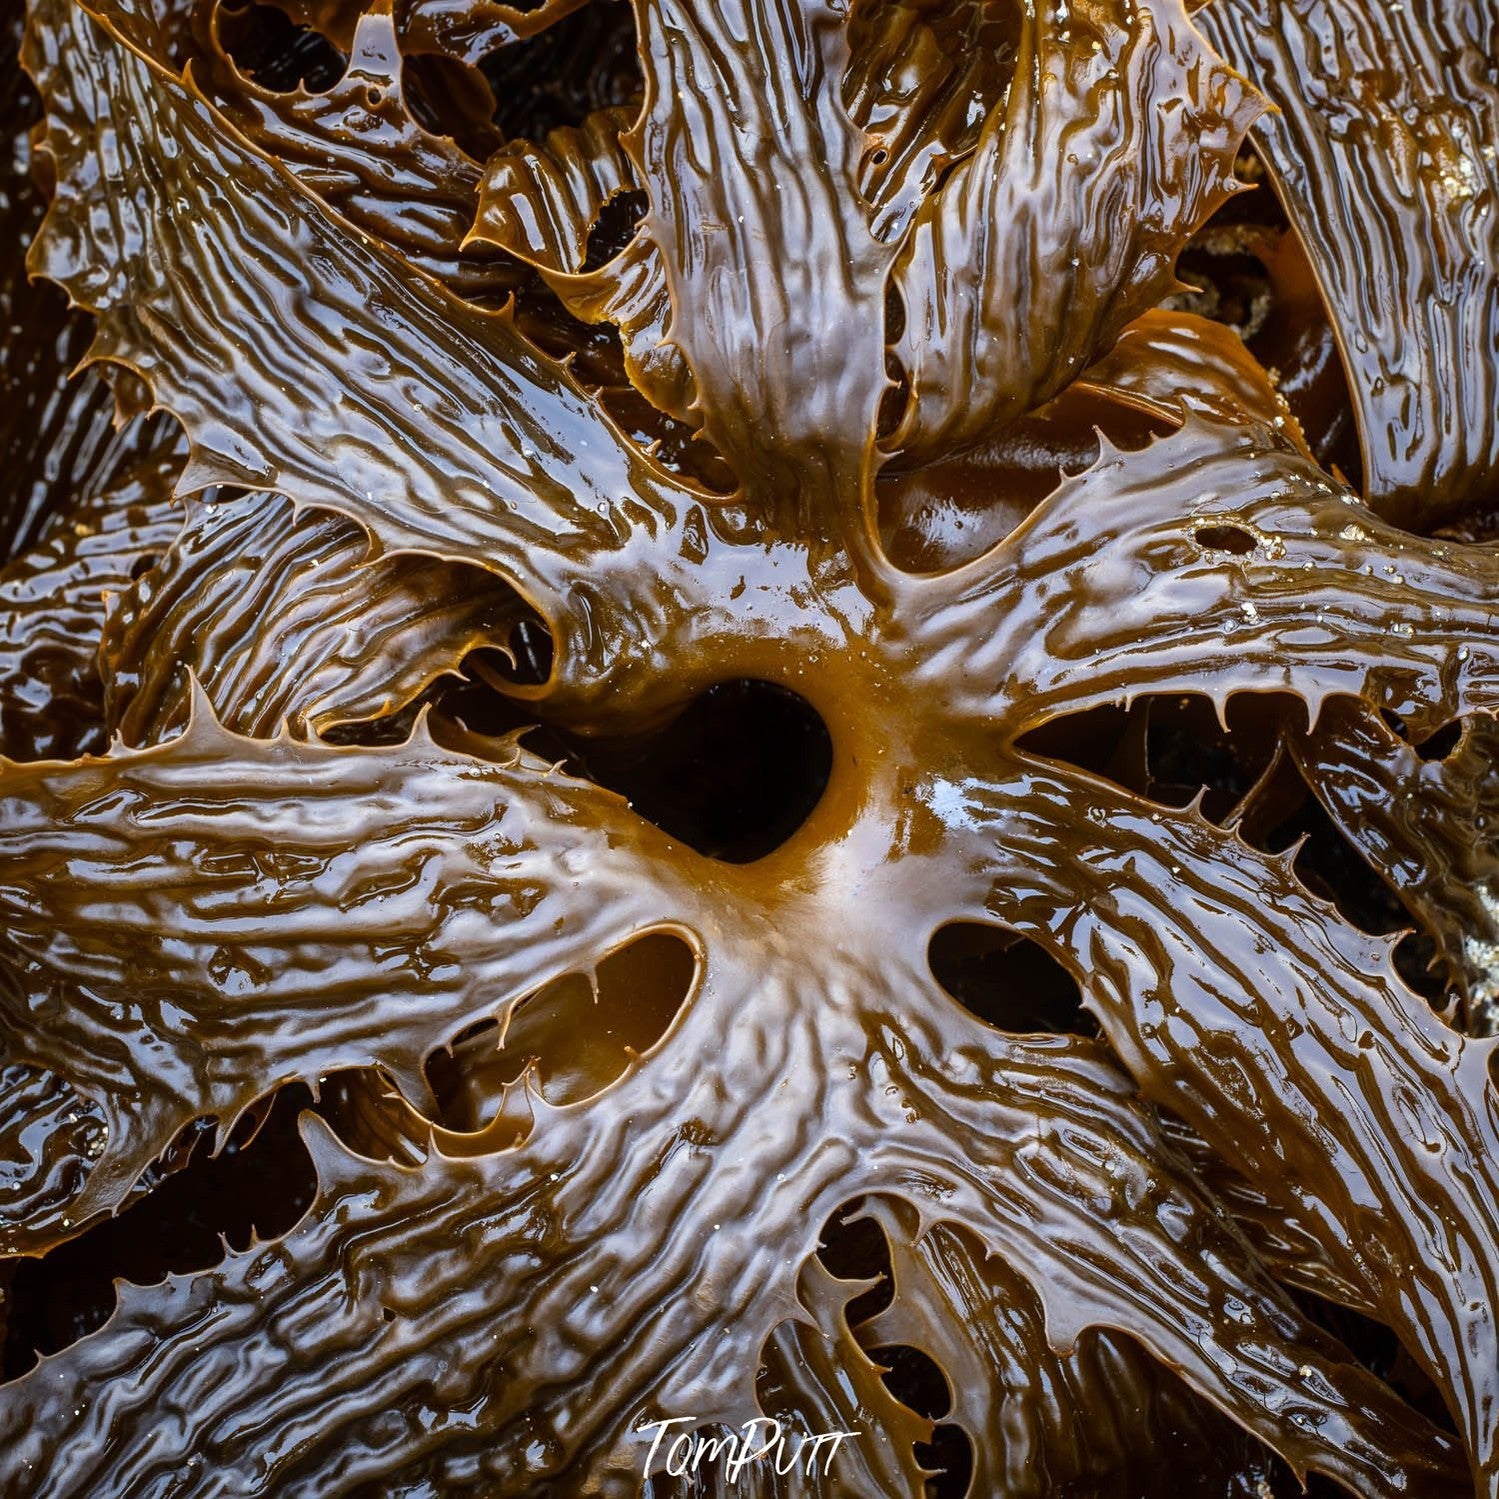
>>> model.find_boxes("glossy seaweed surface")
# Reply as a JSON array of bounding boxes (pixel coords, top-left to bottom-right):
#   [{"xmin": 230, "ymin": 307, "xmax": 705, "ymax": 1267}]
[{"xmin": 0, "ymin": 0, "xmax": 1498, "ymax": 1494}]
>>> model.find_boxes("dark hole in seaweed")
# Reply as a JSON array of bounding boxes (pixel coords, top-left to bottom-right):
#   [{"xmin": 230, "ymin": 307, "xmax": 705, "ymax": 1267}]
[
  {"xmin": 401, "ymin": 53, "xmax": 502, "ymax": 161},
  {"xmin": 573, "ymin": 681, "xmax": 832, "ymax": 862},
  {"xmin": 1267, "ymin": 789, "xmax": 1452, "ymax": 1006},
  {"xmin": 815, "ymin": 1200, "xmax": 895, "ymax": 1330},
  {"xmin": 873, "ymin": 1341, "xmax": 951, "ymax": 1420},
  {"xmin": 583, "ymin": 190, "xmax": 648, "ymax": 272},
  {"xmin": 1171, "ymin": 245, "xmax": 1275, "ymax": 342},
  {"xmin": 918, "ymin": 1423, "xmax": 974, "ymax": 1499},
  {"xmin": 422, "ymin": 931, "xmax": 696, "ymax": 1133},
  {"xmin": 1016, "ymin": 702, "xmax": 1132, "ymax": 778},
  {"xmin": 929, "ymin": 921, "xmax": 1098, "ymax": 1038},
  {"xmin": 1020, "ymin": 693, "xmax": 1301, "ymax": 827},
  {"xmin": 2, "ymin": 1084, "xmax": 316, "ymax": 1380},
  {"xmin": 217, "ymin": 2, "xmax": 347, "ymax": 92},
  {"xmin": 1194, "ymin": 523, "xmax": 1257, "ymax": 555},
  {"xmin": 450, "ymin": 673, "xmax": 834, "ymax": 864},
  {"xmin": 481, "ymin": 0, "xmax": 642, "ymax": 141},
  {"xmin": 1415, "ymin": 718, "xmax": 1463, "ymax": 762}
]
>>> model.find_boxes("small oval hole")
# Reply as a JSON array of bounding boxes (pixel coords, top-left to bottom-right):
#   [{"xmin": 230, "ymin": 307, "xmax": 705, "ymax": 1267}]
[
  {"xmin": 929, "ymin": 921, "xmax": 1097, "ymax": 1037},
  {"xmin": 1194, "ymin": 524, "xmax": 1256, "ymax": 555}
]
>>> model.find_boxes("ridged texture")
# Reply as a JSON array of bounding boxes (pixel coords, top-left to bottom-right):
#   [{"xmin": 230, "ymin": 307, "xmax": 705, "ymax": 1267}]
[
  {"xmin": 1293, "ymin": 700, "xmax": 1499, "ymax": 1035},
  {"xmin": 0, "ymin": 1061, "xmax": 106, "ymax": 1238},
  {"xmin": 626, "ymin": 0, "xmax": 891, "ymax": 535},
  {"xmin": 103, "ymin": 490, "xmax": 522, "ymax": 743},
  {"xmin": 23, "ymin": 0, "xmax": 700, "ymax": 654},
  {"xmin": 0, "ymin": 4, "xmax": 168, "ymax": 559},
  {"xmin": 0, "ymin": 942, "xmax": 1459, "ymax": 1494},
  {"xmin": 0, "ymin": 705, "xmax": 689, "ymax": 1250},
  {"xmin": 1076, "ymin": 307, "xmax": 1310, "ymax": 453},
  {"xmin": 475, "ymin": 106, "xmax": 639, "ymax": 276},
  {"xmin": 6, "ymin": 0, "xmax": 1499, "ymax": 1491},
  {"xmin": 470, "ymin": 106, "xmax": 695, "ymax": 430},
  {"xmin": 966, "ymin": 759, "xmax": 1499, "ymax": 1487},
  {"xmin": 1199, "ymin": 0, "xmax": 1499, "ymax": 525},
  {"xmin": 195, "ymin": 0, "xmax": 514, "ymax": 298},
  {"xmin": 853, "ymin": 1196, "xmax": 1272, "ymax": 1495},
  {"xmin": 840, "ymin": 0, "xmax": 1021, "ymax": 243},
  {"xmin": 399, "ymin": 0, "xmax": 591, "ymax": 67},
  {"xmin": 0, "ymin": 443, "xmax": 182, "ymax": 761},
  {"xmin": 908, "ymin": 414, "xmax": 1499, "ymax": 737},
  {"xmin": 1161, "ymin": 1113, "xmax": 1379, "ymax": 1315},
  {"xmin": 889, "ymin": 0, "xmax": 1262, "ymax": 463}
]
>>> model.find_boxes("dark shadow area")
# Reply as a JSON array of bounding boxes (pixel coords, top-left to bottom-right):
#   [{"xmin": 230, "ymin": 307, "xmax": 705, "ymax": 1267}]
[
  {"xmin": 929, "ymin": 922, "xmax": 1097, "ymax": 1038},
  {"xmin": 917, "ymin": 1423, "xmax": 974, "ymax": 1499},
  {"xmin": 584, "ymin": 190, "xmax": 649, "ymax": 271},
  {"xmin": 1019, "ymin": 692, "xmax": 1457, "ymax": 1011},
  {"xmin": 814, "ymin": 1199, "xmax": 894, "ymax": 1330},
  {"xmin": 1019, "ymin": 692, "xmax": 1293, "ymax": 826},
  {"xmin": 873, "ymin": 1341, "xmax": 950, "ymax": 1419},
  {"xmin": 1414, "ymin": 718, "xmax": 1464, "ymax": 762},
  {"xmin": 1266, "ymin": 788, "xmax": 1449, "ymax": 1006},
  {"xmin": 2, "ymin": 1085, "xmax": 317, "ymax": 1380},
  {"xmin": 1169, "ymin": 148, "xmax": 1365, "ymax": 491},
  {"xmin": 401, "ymin": 52, "xmax": 503, "ymax": 161},
  {"xmin": 217, "ymin": 2, "xmax": 348, "ymax": 91},
  {"xmin": 574, "ymin": 681, "xmax": 833, "ymax": 863},
  {"xmin": 878, "ymin": 388, "xmax": 1169, "ymax": 574},
  {"xmin": 448, "ymin": 671, "xmax": 834, "ymax": 864},
  {"xmin": 480, "ymin": 0, "xmax": 641, "ymax": 141},
  {"xmin": 1291, "ymin": 1288, "xmax": 1458, "ymax": 1438}
]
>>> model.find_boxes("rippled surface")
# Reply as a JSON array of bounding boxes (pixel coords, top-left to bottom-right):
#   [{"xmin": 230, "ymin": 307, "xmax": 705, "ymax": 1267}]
[{"xmin": 1, "ymin": 0, "xmax": 1497, "ymax": 1493}]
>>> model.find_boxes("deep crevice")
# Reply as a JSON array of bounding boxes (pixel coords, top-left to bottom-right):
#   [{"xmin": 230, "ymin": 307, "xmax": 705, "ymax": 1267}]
[
  {"xmin": 1020, "ymin": 693, "xmax": 1294, "ymax": 826},
  {"xmin": 917, "ymin": 1424, "xmax": 974, "ymax": 1499},
  {"xmin": 583, "ymin": 190, "xmax": 648, "ymax": 272},
  {"xmin": 401, "ymin": 52, "xmax": 503, "ymax": 161},
  {"xmin": 217, "ymin": 2, "xmax": 347, "ymax": 92},
  {"xmin": 480, "ymin": 0, "xmax": 642, "ymax": 141},
  {"xmin": 2, "ymin": 1085, "xmax": 316, "ymax": 1381},
  {"xmin": 1289, "ymin": 1288, "xmax": 1458, "ymax": 1438},
  {"xmin": 873, "ymin": 1342, "xmax": 950, "ymax": 1420},
  {"xmin": 1266, "ymin": 788, "xmax": 1450, "ymax": 1005},
  {"xmin": 1415, "ymin": 718, "xmax": 1464, "ymax": 762},
  {"xmin": 1018, "ymin": 695, "xmax": 1458, "ymax": 1010}
]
